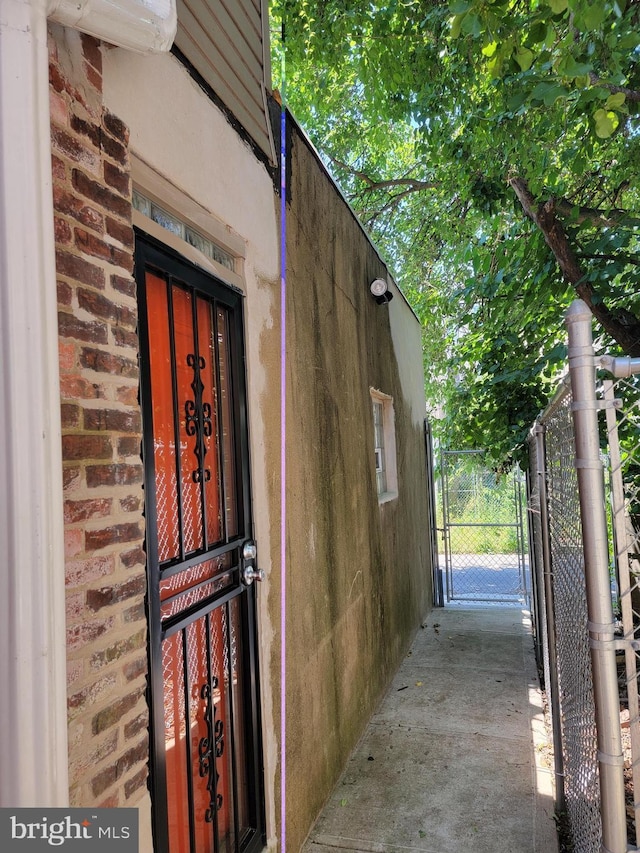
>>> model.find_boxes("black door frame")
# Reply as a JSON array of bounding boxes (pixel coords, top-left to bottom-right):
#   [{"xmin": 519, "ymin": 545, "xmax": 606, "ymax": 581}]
[{"xmin": 135, "ymin": 230, "xmax": 265, "ymax": 853}]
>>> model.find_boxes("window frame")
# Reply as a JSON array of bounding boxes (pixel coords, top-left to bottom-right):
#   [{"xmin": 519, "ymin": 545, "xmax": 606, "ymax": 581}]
[{"xmin": 370, "ymin": 388, "xmax": 398, "ymax": 503}]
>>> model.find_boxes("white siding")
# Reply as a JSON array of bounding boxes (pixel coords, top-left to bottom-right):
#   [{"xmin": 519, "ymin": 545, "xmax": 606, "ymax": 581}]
[{"xmin": 174, "ymin": 0, "xmax": 274, "ymax": 160}]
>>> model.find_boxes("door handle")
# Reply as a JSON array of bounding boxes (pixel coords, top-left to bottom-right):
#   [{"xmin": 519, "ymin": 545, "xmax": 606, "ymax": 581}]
[
  {"xmin": 243, "ymin": 566, "xmax": 265, "ymax": 585},
  {"xmin": 242, "ymin": 540, "xmax": 264, "ymax": 586}
]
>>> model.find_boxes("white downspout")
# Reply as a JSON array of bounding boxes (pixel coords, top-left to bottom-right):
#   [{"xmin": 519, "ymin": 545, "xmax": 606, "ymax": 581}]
[
  {"xmin": 0, "ymin": 0, "xmax": 70, "ymax": 807},
  {"xmin": 0, "ymin": 0, "xmax": 176, "ymax": 808}
]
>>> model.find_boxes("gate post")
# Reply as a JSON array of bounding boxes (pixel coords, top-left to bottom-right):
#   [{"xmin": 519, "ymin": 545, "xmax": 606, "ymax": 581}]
[
  {"xmin": 566, "ymin": 299, "xmax": 626, "ymax": 853},
  {"xmin": 533, "ymin": 422, "xmax": 566, "ymax": 814}
]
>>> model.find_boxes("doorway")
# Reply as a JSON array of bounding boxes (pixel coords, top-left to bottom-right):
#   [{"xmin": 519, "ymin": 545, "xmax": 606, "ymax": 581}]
[{"xmin": 136, "ymin": 233, "xmax": 265, "ymax": 853}]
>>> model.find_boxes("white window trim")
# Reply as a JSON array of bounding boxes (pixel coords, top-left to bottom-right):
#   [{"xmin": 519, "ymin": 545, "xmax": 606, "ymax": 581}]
[
  {"xmin": 370, "ymin": 388, "xmax": 398, "ymax": 503},
  {"xmin": 130, "ymin": 153, "xmax": 246, "ymax": 291}
]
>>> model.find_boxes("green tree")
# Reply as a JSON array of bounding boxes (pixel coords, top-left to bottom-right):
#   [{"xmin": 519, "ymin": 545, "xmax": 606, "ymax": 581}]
[{"xmin": 273, "ymin": 0, "xmax": 640, "ymax": 463}]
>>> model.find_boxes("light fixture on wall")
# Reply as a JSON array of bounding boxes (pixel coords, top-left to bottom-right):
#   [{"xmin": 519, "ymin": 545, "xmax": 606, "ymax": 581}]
[{"xmin": 370, "ymin": 278, "xmax": 394, "ymax": 305}]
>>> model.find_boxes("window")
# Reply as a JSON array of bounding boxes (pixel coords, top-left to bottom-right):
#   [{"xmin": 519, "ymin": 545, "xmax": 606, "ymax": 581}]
[{"xmin": 370, "ymin": 389, "xmax": 398, "ymax": 502}]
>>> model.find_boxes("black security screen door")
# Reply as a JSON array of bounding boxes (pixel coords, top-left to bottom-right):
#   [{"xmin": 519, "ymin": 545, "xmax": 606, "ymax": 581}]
[{"xmin": 136, "ymin": 233, "xmax": 264, "ymax": 853}]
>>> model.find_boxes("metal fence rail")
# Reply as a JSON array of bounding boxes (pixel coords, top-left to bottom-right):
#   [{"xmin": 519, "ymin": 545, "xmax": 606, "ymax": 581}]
[{"xmin": 529, "ymin": 300, "xmax": 640, "ymax": 853}]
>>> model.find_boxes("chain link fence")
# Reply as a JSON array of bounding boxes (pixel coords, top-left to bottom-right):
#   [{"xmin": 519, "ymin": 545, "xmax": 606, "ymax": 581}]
[
  {"xmin": 528, "ymin": 301, "xmax": 640, "ymax": 853},
  {"xmin": 439, "ymin": 450, "xmax": 528, "ymax": 605},
  {"xmin": 528, "ymin": 384, "xmax": 601, "ymax": 852}
]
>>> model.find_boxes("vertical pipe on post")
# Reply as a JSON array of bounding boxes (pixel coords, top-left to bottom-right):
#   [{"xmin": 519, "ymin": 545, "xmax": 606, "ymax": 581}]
[
  {"xmin": 0, "ymin": 0, "xmax": 69, "ymax": 805},
  {"xmin": 534, "ymin": 423, "xmax": 566, "ymax": 814},
  {"xmin": 566, "ymin": 299, "xmax": 626, "ymax": 853}
]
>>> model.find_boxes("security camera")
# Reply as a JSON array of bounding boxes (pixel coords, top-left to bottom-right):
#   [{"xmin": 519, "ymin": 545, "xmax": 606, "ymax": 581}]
[{"xmin": 370, "ymin": 278, "xmax": 394, "ymax": 304}]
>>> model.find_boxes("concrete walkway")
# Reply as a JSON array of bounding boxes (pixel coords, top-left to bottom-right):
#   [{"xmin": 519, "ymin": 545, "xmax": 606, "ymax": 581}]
[{"xmin": 302, "ymin": 607, "xmax": 558, "ymax": 853}]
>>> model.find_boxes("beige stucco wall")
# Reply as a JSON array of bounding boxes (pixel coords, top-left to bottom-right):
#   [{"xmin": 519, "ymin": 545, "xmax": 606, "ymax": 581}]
[
  {"xmin": 102, "ymin": 49, "xmax": 281, "ymax": 850},
  {"xmin": 284, "ymin": 121, "xmax": 433, "ymax": 851}
]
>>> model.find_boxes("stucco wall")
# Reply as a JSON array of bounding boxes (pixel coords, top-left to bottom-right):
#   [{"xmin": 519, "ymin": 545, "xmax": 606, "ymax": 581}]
[{"xmin": 284, "ymin": 121, "xmax": 433, "ymax": 850}]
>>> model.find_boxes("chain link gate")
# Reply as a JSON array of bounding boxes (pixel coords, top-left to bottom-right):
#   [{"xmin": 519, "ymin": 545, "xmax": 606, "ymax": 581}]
[{"xmin": 439, "ymin": 450, "xmax": 529, "ymax": 606}]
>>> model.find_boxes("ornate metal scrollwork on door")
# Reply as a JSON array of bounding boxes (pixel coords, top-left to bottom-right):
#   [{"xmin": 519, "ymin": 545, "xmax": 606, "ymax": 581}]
[
  {"xmin": 185, "ymin": 353, "xmax": 212, "ymax": 483},
  {"xmin": 198, "ymin": 678, "xmax": 225, "ymax": 823}
]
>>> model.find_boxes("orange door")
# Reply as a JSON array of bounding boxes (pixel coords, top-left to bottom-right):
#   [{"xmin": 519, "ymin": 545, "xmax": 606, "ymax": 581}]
[{"xmin": 136, "ymin": 235, "xmax": 264, "ymax": 853}]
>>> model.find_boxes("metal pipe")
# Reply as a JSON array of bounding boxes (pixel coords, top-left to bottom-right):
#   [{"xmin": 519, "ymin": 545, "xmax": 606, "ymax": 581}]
[
  {"xmin": 534, "ymin": 423, "xmax": 566, "ymax": 814},
  {"xmin": 600, "ymin": 355, "xmax": 640, "ymax": 379},
  {"xmin": 0, "ymin": 0, "xmax": 69, "ymax": 806},
  {"xmin": 566, "ymin": 299, "xmax": 626, "ymax": 853}
]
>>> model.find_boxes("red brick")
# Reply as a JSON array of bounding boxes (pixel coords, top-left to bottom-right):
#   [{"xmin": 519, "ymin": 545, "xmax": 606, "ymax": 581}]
[
  {"xmin": 66, "ymin": 554, "xmax": 115, "ymax": 587},
  {"xmin": 86, "ymin": 463, "xmax": 143, "ymax": 488},
  {"xmin": 57, "ymin": 279, "xmax": 72, "ymax": 304},
  {"xmin": 124, "ymin": 712, "xmax": 148, "ymax": 741},
  {"xmin": 85, "ymin": 522, "xmax": 143, "ymax": 551},
  {"xmin": 120, "ymin": 495, "xmax": 141, "ymax": 513},
  {"xmin": 114, "ymin": 327, "xmax": 139, "ymax": 349},
  {"xmin": 66, "ymin": 590, "xmax": 85, "ymax": 622},
  {"xmin": 91, "ymin": 765, "xmax": 117, "ymax": 797},
  {"xmin": 80, "ymin": 34, "xmax": 102, "ymax": 73},
  {"xmin": 67, "ymin": 616, "xmax": 114, "ymax": 651},
  {"xmin": 53, "ymin": 185, "xmax": 104, "ymax": 231},
  {"xmin": 52, "ymin": 154, "xmax": 67, "ymax": 182},
  {"xmin": 116, "ymin": 385, "xmax": 139, "ymax": 406},
  {"xmin": 70, "ymin": 113, "xmax": 101, "ymax": 149},
  {"xmin": 51, "ymin": 126, "xmax": 98, "ymax": 171},
  {"xmin": 106, "ymin": 216, "xmax": 133, "ymax": 249},
  {"xmin": 75, "ymin": 227, "xmax": 132, "ymax": 271},
  {"xmin": 92, "ymin": 691, "xmax": 141, "ymax": 734},
  {"xmin": 86, "ymin": 577, "xmax": 146, "ymax": 612},
  {"xmin": 85, "ymin": 63, "xmax": 102, "ymax": 94},
  {"xmin": 59, "ymin": 374, "xmax": 103, "ymax": 400},
  {"xmin": 98, "ymin": 793, "xmax": 120, "ymax": 808},
  {"xmin": 59, "ymin": 310, "xmax": 108, "ymax": 344},
  {"xmin": 120, "ymin": 546, "xmax": 145, "ymax": 569},
  {"xmin": 49, "ymin": 61, "xmax": 68, "ymax": 97},
  {"xmin": 84, "ymin": 407, "xmax": 141, "ymax": 433},
  {"xmin": 100, "ymin": 132, "xmax": 127, "ymax": 166},
  {"xmin": 64, "ymin": 497, "xmax": 112, "ymax": 523},
  {"xmin": 77, "ymin": 289, "xmax": 136, "ymax": 329},
  {"xmin": 104, "ymin": 163, "xmax": 130, "ymax": 198},
  {"xmin": 123, "ymin": 657, "xmax": 147, "ymax": 682},
  {"xmin": 123, "ymin": 601, "xmax": 146, "ymax": 623},
  {"xmin": 90, "ymin": 630, "xmax": 146, "ymax": 669},
  {"xmin": 80, "ymin": 347, "xmax": 137, "ymax": 378},
  {"xmin": 68, "ymin": 672, "xmax": 117, "ymax": 715},
  {"xmin": 72, "ymin": 169, "xmax": 130, "ymax": 219},
  {"xmin": 61, "ymin": 433, "xmax": 112, "ymax": 461},
  {"xmin": 117, "ymin": 435, "xmax": 141, "ymax": 458},
  {"xmin": 103, "ymin": 112, "xmax": 129, "ymax": 145},
  {"xmin": 116, "ymin": 736, "xmax": 148, "ymax": 779},
  {"xmin": 58, "ymin": 340, "xmax": 76, "ymax": 371},
  {"xmin": 63, "ymin": 466, "xmax": 81, "ymax": 491},
  {"xmin": 54, "ymin": 216, "xmax": 73, "ymax": 245},
  {"xmin": 56, "ymin": 247, "xmax": 105, "ymax": 288},
  {"xmin": 111, "ymin": 273, "xmax": 135, "ymax": 298},
  {"xmin": 61, "ymin": 403, "xmax": 80, "ymax": 428},
  {"xmin": 50, "ymin": 90, "xmax": 68, "ymax": 126},
  {"xmin": 124, "ymin": 767, "xmax": 147, "ymax": 800},
  {"xmin": 65, "ymin": 528, "xmax": 83, "ymax": 558},
  {"xmin": 77, "ymin": 288, "xmax": 118, "ymax": 323}
]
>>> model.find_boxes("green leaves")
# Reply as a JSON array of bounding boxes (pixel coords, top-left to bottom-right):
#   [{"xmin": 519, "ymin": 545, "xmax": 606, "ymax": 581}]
[{"xmin": 275, "ymin": 0, "xmax": 640, "ymax": 462}]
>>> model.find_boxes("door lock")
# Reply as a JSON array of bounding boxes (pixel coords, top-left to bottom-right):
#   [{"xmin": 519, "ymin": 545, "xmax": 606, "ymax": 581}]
[
  {"xmin": 241, "ymin": 540, "xmax": 264, "ymax": 586},
  {"xmin": 243, "ymin": 566, "xmax": 265, "ymax": 585}
]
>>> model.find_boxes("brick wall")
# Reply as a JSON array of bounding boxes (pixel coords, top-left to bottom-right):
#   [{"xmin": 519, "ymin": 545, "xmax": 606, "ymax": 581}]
[{"xmin": 49, "ymin": 27, "xmax": 150, "ymax": 808}]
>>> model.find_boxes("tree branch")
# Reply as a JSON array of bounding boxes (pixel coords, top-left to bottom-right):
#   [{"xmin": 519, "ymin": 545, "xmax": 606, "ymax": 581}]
[
  {"xmin": 554, "ymin": 198, "xmax": 640, "ymax": 229},
  {"xmin": 328, "ymin": 154, "xmax": 438, "ymax": 192},
  {"xmin": 589, "ymin": 73, "xmax": 640, "ymax": 103},
  {"xmin": 509, "ymin": 176, "xmax": 640, "ymax": 356}
]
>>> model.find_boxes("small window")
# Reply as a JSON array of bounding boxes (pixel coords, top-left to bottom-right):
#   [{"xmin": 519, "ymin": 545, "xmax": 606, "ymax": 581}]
[{"xmin": 370, "ymin": 389, "xmax": 398, "ymax": 502}]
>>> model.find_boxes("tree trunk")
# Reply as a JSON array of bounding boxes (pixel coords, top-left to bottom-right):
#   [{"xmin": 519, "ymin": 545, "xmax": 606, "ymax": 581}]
[{"xmin": 509, "ymin": 176, "xmax": 640, "ymax": 356}]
